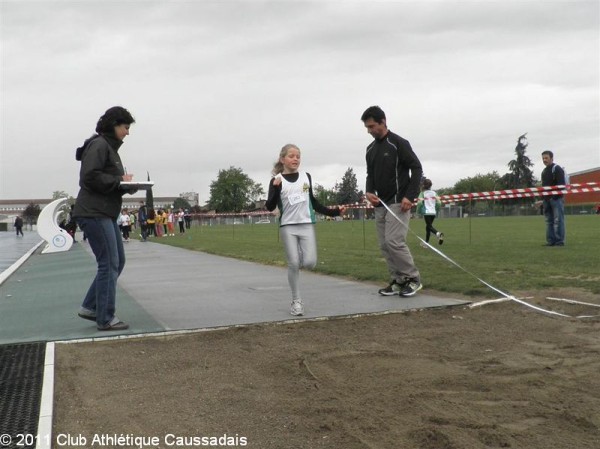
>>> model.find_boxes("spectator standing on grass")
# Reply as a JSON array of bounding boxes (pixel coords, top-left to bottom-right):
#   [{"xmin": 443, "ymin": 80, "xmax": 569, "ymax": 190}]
[
  {"xmin": 167, "ymin": 209, "xmax": 175, "ymax": 236},
  {"xmin": 119, "ymin": 208, "xmax": 131, "ymax": 242},
  {"xmin": 177, "ymin": 208, "xmax": 185, "ymax": 233},
  {"xmin": 362, "ymin": 105, "xmax": 423, "ymax": 297},
  {"xmin": 138, "ymin": 201, "xmax": 148, "ymax": 241},
  {"xmin": 162, "ymin": 209, "xmax": 168, "ymax": 235},
  {"xmin": 265, "ymin": 143, "xmax": 346, "ymax": 316},
  {"xmin": 129, "ymin": 210, "xmax": 136, "ymax": 230},
  {"xmin": 417, "ymin": 179, "xmax": 444, "ymax": 245},
  {"xmin": 72, "ymin": 106, "xmax": 136, "ymax": 331},
  {"xmin": 539, "ymin": 150, "xmax": 566, "ymax": 246},
  {"xmin": 154, "ymin": 209, "xmax": 164, "ymax": 237},
  {"xmin": 147, "ymin": 209, "xmax": 156, "ymax": 237}
]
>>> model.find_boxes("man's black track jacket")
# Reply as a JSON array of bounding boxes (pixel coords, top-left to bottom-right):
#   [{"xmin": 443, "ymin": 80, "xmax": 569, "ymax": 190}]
[{"xmin": 365, "ymin": 131, "xmax": 423, "ymax": 205}]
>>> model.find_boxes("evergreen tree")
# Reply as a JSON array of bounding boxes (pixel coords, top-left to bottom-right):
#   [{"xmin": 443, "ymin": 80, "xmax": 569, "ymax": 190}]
[
  {"xmin": 335, "ymin": 167, "xmax": 361, "ymax": 205},
  {"xmin": 506, "ymin": 133, "xmax": 536, "ymax": 188}
]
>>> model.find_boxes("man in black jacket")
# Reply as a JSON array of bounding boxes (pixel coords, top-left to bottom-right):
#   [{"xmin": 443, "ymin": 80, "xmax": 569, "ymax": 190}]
[
  {"xmin": 540, "ymin": 150, "xmax": 566, "ymax": 246},
  {"xmin": 362, "ymin": 106, "xmax": 423, "ymax": 297}
]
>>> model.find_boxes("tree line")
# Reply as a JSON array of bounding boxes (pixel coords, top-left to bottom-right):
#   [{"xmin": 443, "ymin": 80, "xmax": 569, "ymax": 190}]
[
  {"xmin": 208, "ymin": 166, "xmax": 363, "ymax": 213},
  {"xmin": 208, "ymin": 132, "xmax": 538, "ymax": 213}
]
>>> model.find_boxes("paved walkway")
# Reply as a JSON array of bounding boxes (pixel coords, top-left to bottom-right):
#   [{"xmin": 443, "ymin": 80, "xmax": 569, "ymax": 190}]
[
  {"xmin": 0, "ymin": 230, "xmax": 42, "ymax": 273},
  {"xmin": 0, "ymin": 233, "xmax": 469, "ymax": 345}
]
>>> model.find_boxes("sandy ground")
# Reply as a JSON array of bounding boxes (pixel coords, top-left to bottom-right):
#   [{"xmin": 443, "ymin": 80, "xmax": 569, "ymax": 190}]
[{"xmin": 53, "ymin": 290, "xmax": 600, "ymax": 449}]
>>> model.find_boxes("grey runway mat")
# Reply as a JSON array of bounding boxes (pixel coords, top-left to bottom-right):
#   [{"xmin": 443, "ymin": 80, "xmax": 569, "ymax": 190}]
[{"xmin": 0, "ymin": 237, "xmax": 469, "ymax": 345}]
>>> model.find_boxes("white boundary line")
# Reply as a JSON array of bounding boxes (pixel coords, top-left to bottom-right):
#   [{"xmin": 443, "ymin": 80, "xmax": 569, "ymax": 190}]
[
  {"xmin": 0, "ymin": 239, "xmax": 44, "ymax": 286},
  {"xmin": 55, "ymin": 303, "xmax": 469, "ymax": 345},
  {"xmin": 2, "ymin": 240, "xmax": 51, "ymax": 448},
  {"xmin": 546, "ymin": 297, "xmax": 600, "ymax": 308},
  {"xmin": 469, "ymin": 297, "xmax": 533, "ymax": 308},
  {"xmin": 36, "ymin": 342, "xmax": 54, "ymax": 449}
]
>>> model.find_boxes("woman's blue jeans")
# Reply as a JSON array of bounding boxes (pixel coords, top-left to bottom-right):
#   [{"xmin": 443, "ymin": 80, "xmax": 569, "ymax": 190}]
[{"xmin": 76, "ymin": 217, "xmax": 125, "ymax": 327}]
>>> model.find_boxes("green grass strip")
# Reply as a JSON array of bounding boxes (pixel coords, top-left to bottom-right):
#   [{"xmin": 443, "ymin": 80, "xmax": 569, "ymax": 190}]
[{"xmin": 147, "ymin": 216, "xmax": 599, "ymax": 297}]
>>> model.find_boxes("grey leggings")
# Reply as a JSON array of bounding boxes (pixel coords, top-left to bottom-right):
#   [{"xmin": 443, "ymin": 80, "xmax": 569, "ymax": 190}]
[{"xmin": 280, "ymin": 224, "xmax": 317, "ymax": 301}]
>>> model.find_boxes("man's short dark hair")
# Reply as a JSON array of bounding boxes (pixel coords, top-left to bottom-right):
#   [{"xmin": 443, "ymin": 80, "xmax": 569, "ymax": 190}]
[
  {"xmin": 542, "ymin": 150, "xmax": 554, "ymax": 158},
  {"xmin": 361, "ymin": 106, "xmax": 386, "ymax": 124}
]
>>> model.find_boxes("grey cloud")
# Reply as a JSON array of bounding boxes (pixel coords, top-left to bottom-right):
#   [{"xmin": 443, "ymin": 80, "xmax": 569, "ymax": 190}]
[{"xmin": 0, "ymin": 0, "xmax": 597, "ymax": 200}]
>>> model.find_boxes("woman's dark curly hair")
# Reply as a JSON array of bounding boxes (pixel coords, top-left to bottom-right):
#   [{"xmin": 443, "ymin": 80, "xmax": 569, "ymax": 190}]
[{"xmin": 95, "ymin": 106, "xmax": 135, "ymax": 134}]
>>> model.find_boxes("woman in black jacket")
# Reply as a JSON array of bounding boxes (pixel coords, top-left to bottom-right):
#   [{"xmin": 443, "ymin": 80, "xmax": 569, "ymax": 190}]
[{"xmin": 73, "ymin": 106, "xmax": 135, "ymax": 331}]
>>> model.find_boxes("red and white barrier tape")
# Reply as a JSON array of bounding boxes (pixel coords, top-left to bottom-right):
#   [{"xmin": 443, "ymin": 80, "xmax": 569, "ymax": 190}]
[
  {"xmin": 193, "ymin": 211, "xmax": 278, "ymax": 218},
  {"xmin": 446, "ymin": 181, "xmax": 598, "ymax": 198},
  {"xmin": 188, "ymin": 182, "xmax": 598, "ymax": 216},
  {"xmin": 339, "ymin": 182, "xmax": 599, "ymax": 209},
  {"xmin": 441, "ymin": 183, "xmax": 600, "ymax": 202}
]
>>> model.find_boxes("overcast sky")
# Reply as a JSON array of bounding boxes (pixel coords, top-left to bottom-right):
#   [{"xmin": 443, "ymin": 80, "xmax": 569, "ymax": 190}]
[{"xmin": 1, "ymin": 0, "xmax": 598, "ymax": 203}]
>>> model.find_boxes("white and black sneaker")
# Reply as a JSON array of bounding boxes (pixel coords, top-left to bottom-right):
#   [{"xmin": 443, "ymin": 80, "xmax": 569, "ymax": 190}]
[
  {"xmin": 290, "ymin": 300, "xmax": 304, "ymax": 316},
  {"xmin": 399, "ymin": 278, "xmax": 423, "ymax": 297},
  {"xmin": 437, "ymin": 232, "xmax": 444, "ymax": 245},
  {"xmin": 378, "ymin": 280, "xmax": 402, "ymax": 296}
]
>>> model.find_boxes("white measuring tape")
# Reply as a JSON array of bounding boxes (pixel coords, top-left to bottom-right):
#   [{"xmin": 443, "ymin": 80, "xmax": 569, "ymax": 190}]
[{"xmin": 378, "ymin": 199, "xmax": 598, "ymax": 319}]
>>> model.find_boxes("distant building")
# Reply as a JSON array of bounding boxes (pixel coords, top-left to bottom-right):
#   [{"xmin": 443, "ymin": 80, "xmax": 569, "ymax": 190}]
[
  {"xmin": 565, "ymin": 167, "xmax": 600, "ymax": 206},
  {"xmin": 180, "ymin": 192, "xmax": 200, "ymax": 207},
  {"xmin": 0, "ymin": 196, "xmax": 181, "ymax": 222},
  {"xmin": 0, "ymin": 199, "xmax": 51, "ymax": 217},
  {"xmin": 122, "ymin": 196, "xmax": 181, "ymax": 211}
]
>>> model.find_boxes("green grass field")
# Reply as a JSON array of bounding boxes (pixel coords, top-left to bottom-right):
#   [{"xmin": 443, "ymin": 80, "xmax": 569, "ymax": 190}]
[{"xmin": 150, "ymin": 215, "xmax": 599, "ymax": 297}]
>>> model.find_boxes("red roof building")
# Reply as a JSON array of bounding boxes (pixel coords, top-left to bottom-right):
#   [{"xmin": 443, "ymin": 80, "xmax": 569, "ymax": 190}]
[{"xmin": 565, "ymin": 167, "xmax": 600, "ymax": 205}]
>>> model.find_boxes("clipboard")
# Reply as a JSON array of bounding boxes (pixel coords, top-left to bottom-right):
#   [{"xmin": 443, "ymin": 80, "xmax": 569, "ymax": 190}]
[{"xmin": 119, "ymin": 181, "xmax": 155, "ymax": 190}]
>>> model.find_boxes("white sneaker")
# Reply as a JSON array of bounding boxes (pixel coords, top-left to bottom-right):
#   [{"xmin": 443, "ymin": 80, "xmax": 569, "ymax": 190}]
[
  {"xmin": 290, "ymin": 300, "xmax": 304, "ymax": 316},
  {"xmin": 399, "ymin": 279, "xmax": 423, "ymax": 297}
]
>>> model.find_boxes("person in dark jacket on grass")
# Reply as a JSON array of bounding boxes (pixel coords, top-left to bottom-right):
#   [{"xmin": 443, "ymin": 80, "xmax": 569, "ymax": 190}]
[
  {"xmin": 72, "ymin": 106, "xmax": 136, "ymax": 331},
  {"xmin": 539, "ymin": 150, "xmax": 566, "ymax": 246}
]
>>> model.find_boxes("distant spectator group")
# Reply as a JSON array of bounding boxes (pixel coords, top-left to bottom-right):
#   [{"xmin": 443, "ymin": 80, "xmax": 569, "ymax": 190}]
[{"xmin": 115, "ymin": 205, "xmax": 191, "ymax": 242}]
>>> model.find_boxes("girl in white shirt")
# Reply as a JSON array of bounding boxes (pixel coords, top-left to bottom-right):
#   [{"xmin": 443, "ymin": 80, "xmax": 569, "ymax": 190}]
[
  {"xmin": 265, "ymin": 144, "xmax": 346, "ymax": 316},
  {"xmin": 119, "ymin": 209, "xmax": 132, "ymax": 241},
  {"xmin": 417, "ymin": 179, "xmax": 444, "ymax": 245}
]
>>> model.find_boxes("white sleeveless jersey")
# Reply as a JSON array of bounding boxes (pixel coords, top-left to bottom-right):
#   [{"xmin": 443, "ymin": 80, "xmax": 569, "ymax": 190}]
[
  {"xmin": 279, "ymin": 172, "xmax": 316, "ymax": 226},
  {"xmin": 422, "ymin": 189, "xmax": 438, "ymax": 215}
]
